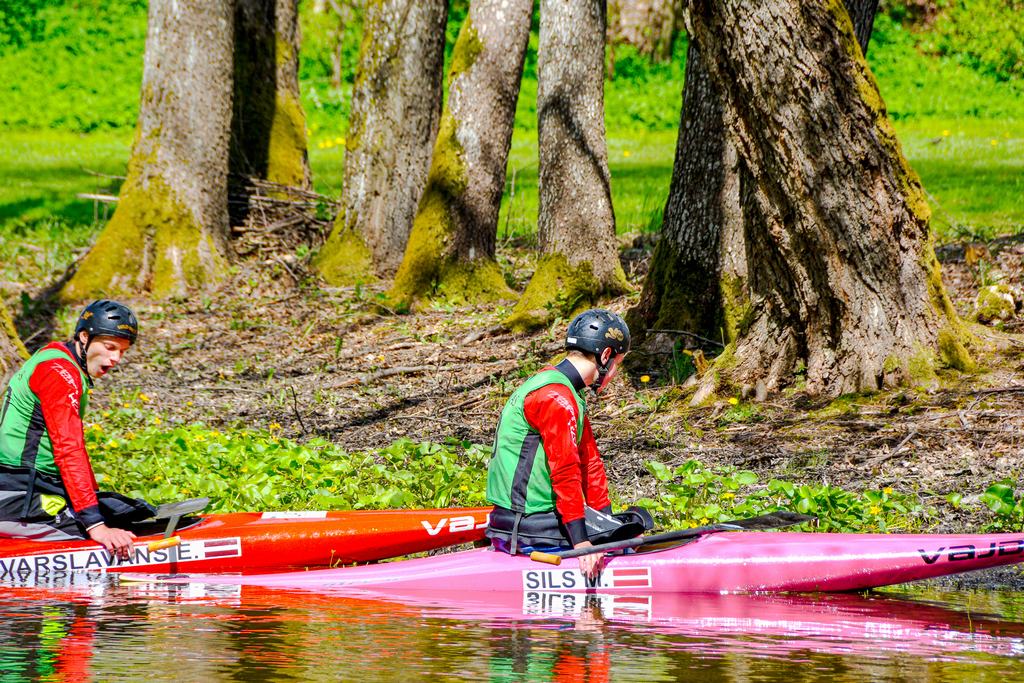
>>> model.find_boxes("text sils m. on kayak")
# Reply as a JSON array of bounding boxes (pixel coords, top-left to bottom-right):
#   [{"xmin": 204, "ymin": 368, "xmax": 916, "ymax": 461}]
[{"xmin": 522, "ymin": 567, "xmax": 652, "ymax": 591}]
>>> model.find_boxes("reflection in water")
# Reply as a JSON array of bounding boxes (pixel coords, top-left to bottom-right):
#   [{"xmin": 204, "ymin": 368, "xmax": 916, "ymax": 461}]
[{"xmin": 0, "ymin": 574, "xmax": 1023, "ymax": 682}]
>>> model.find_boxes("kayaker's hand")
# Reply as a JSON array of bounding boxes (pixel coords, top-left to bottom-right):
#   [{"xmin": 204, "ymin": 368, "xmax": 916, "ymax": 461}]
[
  {"xmin": 89, "ymin": 523, "xmax": 136, "ymax": 560},
  {"xmin": 574, "ymin": 541, "xmax": 604, "ymax": 581}
]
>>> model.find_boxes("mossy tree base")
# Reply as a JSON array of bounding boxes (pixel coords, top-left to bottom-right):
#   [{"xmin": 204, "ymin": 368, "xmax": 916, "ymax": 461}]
[
  {"xmin": 62, "ymin": 0, "xmax": 234, "ymax": 303},
  {"xmin": 1, "ymin": 304, "xmax": 29, "ymax": 385},
  {"xmin": 504, "ymin": 254, "xmax": 609, "ymax": 332},
  {"xmin": 386, "ymin": 174, "xmax": 514, "ymax": 309},
  {"xmin": 389, "ymin": 257, "xmax": 512, "ymax": 311},
  {"xmin": 387, "ymin": 4, "xmax": 529, "ymax": 312},
  {"xmin": 61, "ymin": 176, "xmax": 228, "ymax": 301},
  {"xmin": 314, "ymin": 219, "xmax": 376, "ymax": 287}
]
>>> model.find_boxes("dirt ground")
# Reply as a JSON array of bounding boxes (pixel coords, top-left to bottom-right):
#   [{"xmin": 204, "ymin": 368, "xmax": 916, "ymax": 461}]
[{"xmin": 33, "ymin": 229, "xmax": 1017, "ymax": 542}]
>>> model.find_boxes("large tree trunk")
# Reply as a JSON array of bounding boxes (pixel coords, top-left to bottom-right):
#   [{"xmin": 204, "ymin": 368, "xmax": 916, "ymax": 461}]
[
  {"xmin": 315, "ymin": 0, "xmax": 448, "ymax": 285},
  {"xmin": 388, "ymin": 0, "xmax": 532, "ymax": 308},
  {"xmin": 506, "ymin": 0, "xmax": 628, "ymax": 331},
  {"xmin": 61, "ymin": 0, "xmax": 234, "ymax": 301},
  {"xmin": 1, "ymin": 305, "xmax": 28, "ymax": 389},
  {"xmin": 630, "ymin": 0, "xmax": 883, "ymax": 373},
  {"xmin": 230, "ymin": 0, "xmax": 311, "ymax": 192},
  {"xmin": 683, "ymin": 0, "xmax": 969, "ymax": 398}
]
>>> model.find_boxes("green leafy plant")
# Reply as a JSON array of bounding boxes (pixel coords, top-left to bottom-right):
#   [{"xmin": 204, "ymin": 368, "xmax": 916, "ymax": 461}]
[
  {"xmin": 980, "ymin": 479, "xmax": 1024, "ymax": 530},
  {"xmin": 635, "ymin": 459, "xmax": 938, "ymax": 532},
  {"xmin": 87, "ymin": 408, "xmax": 489, "ymax": 513}
]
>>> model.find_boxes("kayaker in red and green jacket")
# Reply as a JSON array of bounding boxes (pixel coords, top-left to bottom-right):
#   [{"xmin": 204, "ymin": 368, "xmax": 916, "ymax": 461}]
[
  {"xmin": 0, "ymin": 300, "xmax": 139, "ymax": 559},
  {"xmin": 486, "ymin": 309, "xmax": 638, "ymax": 579}
]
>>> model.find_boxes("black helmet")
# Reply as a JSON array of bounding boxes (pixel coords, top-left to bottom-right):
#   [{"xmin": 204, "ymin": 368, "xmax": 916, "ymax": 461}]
[
  {"xmin": 74, "ymin": 300, "xmax": 138, "ymax": 345},
  {"xmin": 566, "ymin": 309, "xmax": 630, "ymax": 361}
]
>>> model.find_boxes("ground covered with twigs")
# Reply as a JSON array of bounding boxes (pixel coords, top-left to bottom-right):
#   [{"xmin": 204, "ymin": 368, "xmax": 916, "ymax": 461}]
[{"xmin": 61, "ymin": 220, "xmax": 1023, "ymax": 540}]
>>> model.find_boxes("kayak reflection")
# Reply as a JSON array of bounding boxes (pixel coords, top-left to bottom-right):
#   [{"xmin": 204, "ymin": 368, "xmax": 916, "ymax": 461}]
[
  {"xmin": 2, "ymin": 575, "xmax": 1024, "ymax": 681},
  {"xmin": 117, "ymin": 577, "xmax": 1024, "ymax": 661}
]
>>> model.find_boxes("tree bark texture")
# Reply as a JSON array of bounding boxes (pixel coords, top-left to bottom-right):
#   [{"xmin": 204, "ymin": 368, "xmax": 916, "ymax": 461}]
[
  {"xmin": 685, "ymin": 0, "xmax": 967, "ymax": 397},
  {"xmin": 0, "ymin": 305, "xmax": 28, "ymax": 390},
  {"xmin": 61, "ymin": 0, "xmax": 234, "ymax": 301},
  {"xmin": 628, "ymin": 44, "xmax": 741, "ymax": 359},
  {"xmin": 631, "ymin": 0, "xmax": 884, "ymax": 375},
  {"xmin": 315, "ymin": 0, "xmax": 448, "ymax": 285},
  {"xmin": 507, "ymin": 0, "xmax": 628, "ymax": 331},
  {"xmin": 230, "ymin": 0, "xmax": 311, "ymax": 193},
  {"xmin": 389, "ymin": 0, "xmax": 532, "ymax": 308},
  {"xmin": 607, "ymin": 0, "xmax": 682, "ymax": 64}
]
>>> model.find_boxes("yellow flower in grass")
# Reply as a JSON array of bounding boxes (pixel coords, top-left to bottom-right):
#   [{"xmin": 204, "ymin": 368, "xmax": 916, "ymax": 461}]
[
  {"xmin": 721, "ymin": 492, "xmax": 735, "ymax": 500},
  {"xmin": 991, "ymin": 139, "xmax": 999, "ymax": 146},
  {"xmin": 138, "ymin": 393, "xmax": 151, "ymax": 403},
  {"xmin": 942, "ymin": 130, "xmax": 950, "ymax": 137},
  {"xmin": 727, "ymin": 397, "xmax": 739, "ymax": 405},
  {"xmin": 269, "ymin": 422, "xmax": 282, "ymax": 432},
  {"xmin": 152, "ymin": 416, "xmax": 162, "ymax": 426},
  {"xmin": 869, "ymin": 505, "xmax": 882, "ymax": 515},
  {"xmin": 623, "ymin": 150, "xmax": 632, "ymax": 157},
  {"xmin": 640, "ymin": 375, "xmax": 650, "ymax": 383},
  {"xmin": 882, "ymin": 487, "xmax": 893, "ymax": 495}
]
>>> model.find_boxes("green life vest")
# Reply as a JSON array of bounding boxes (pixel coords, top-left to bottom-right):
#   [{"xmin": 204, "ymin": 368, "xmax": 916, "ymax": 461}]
[
  {"xmin": 0, "ymin": 346, "xmax": 89, "ymax": 478},
  {"xmin": 486, "ymin": 369, "xmax": 585, "ymax": 514}
]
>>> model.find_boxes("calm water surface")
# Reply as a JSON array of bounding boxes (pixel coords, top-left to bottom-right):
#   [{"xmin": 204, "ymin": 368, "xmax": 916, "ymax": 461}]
[{"xmin": 2, "ymin": 573, "xmax": 1024, "ymax": 682}]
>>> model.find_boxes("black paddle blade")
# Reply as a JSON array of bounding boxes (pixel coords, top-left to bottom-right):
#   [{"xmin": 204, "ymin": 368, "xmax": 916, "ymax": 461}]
[
  {"xmin": 639, "ymin": 510, "xmax": 814, "ymax": 547},
  {"xmin": 725, "ymin": 510, "xmax": 816, "ymax": 531},
  {"xmin": 151, "ymin": 497, "xmax": 211, "ymax": 520},
  {"xmin": 532, "ymin": 509, "xmax": 817, "ymax": 563}
]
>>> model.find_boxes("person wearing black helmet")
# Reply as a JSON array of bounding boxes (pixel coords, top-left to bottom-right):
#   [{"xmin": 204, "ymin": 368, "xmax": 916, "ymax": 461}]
[
  {"xmin": 0, "ymin": 300, "xmax": 140, "ymax": 559},
  {"xmin": 485, "ymin": 309, "xmax": 646, "ymax": 580}
]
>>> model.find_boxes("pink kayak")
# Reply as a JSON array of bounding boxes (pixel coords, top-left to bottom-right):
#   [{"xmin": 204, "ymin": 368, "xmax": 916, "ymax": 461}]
[{"xmin": 124, "ymin": 530, "xmax": 1024, "ymax": 593}]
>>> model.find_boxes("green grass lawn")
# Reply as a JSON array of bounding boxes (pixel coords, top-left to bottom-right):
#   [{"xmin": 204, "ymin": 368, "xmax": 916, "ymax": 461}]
[
  {"xmin": 0, "ymin": 130, "xmax": 128, "ymax": 226},
  {"xmin": 895, "ymin": 118, "xmax": 1024, "ymax": 239},
  {"xmin": 2, "ymin": 5, "xmax": 1023, "ymax": 284},
  {"xmin": 4, "ymin": 116, "xmax": 1019, "ymax": 290}
]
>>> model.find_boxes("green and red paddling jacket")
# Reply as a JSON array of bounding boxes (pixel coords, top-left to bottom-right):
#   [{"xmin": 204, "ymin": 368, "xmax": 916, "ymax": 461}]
[
  {"xmin": 486, "ymin": 360, "xmax": 611, "ymax": 545},
  {"xmin": 0, "ymin": 342, "xmax": 103, "ymax": 528}
]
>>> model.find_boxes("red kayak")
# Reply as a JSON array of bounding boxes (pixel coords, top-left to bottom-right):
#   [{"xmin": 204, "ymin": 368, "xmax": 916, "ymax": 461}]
[{"xmin": 0, "ymin": 507, "xmax": 490, "ymax": 576}]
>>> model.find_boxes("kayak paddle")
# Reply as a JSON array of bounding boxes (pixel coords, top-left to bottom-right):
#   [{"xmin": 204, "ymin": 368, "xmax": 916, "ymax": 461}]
[
  {"xmin": 134, "ymin": 498, "xmax": 209, "ymax": 553},
  {"xmin": 529, "ymin": 510, "xmax": 815, "ymax": 565}
]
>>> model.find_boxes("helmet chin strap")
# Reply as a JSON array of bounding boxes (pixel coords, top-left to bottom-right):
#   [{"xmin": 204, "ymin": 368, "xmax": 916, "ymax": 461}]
[
  {"xmin": 72, "ymin": 334, "xmax": 95, "ymax": 387},
  {"xmin": 592, "ymin": 351, "xmax": 614, "ymax": 394}
]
